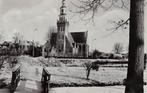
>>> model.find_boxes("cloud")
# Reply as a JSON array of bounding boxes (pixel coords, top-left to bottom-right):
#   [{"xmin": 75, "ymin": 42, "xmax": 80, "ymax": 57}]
[
  {"xmin": 0, "ymin": 0, "xmax": 42, "ymax": 14},
  {"xmin": 0, "ymin": 0, "xmax": 59, "ymax": 43}
]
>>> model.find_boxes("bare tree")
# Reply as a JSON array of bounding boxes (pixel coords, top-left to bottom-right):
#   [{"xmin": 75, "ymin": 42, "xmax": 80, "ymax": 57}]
[
  {"xmin": 71, "ymin": 0, "xmax": 129, "ymax": 22},
  {"xmin": 45, "ymin": 26, "xmax": 57, "ymax": 57},
  {"xmin": 72, "ymin": 0, "xmax": 145, "ymax": 93},
  {"xmin": 13, "ymin": 32, "xmax": 24, "ymax": 44},
  {"xmin": 12, "ymin": 32, "xmax": 24, "ymax": 55},
  {"xmin": 83, "ymin": 62, "xmax": 92, "ymax": 80},
  {"xmin": 113, "ymin": 42, "xmax": 124, "ymax": 54},
  {"xmin": 46, "ymin": 26, "xmax": 57, "ymax": 41}
]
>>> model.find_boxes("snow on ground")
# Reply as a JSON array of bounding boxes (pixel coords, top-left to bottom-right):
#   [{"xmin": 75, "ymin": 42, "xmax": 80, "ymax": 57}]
[
  {"xmin": 46, "ymin": 67, "xmax": 127, "ymax": 85},
  {"xmin": 0, "ymin": 61, "xmax": 11, "ymax": 79},
  {"xmin": 0, "ymin": 56, "xmax": 127, "ymax": 86},
  {"xmin": 0, "ymin": 86, "xmax": 147, "ymax": 93},
  {"xmin": 0, "ymin": 56, "xmax": 147, "ymax": 93},
  {"xmin": 17, "ymin": 56, "xmax": 146, "ymax": 86},
  {"xmin": 20, "ymin": 62, "xmax": 42, "ymax": 81},
  {"xmin": 49, "ymin": 86, "xmax": 125, "ymax": 93},
  {"xmin": 49, "ymin": 86, "xmax": 147, "ymax": 93},
  {"xmin": 0, "ymin": 60, "xmax": 12, "ymax": 87},
  {"xmin": 0, "ymin": 55, "xmax": 147, "ymax": 88}
]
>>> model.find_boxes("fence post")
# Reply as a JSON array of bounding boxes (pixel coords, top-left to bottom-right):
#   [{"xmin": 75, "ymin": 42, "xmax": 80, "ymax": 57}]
[
  {"xmin": 10, "ymin": 66, "xmax": 20, "ymax": 93},
  {"xmin": 41, "ymin": 68, "xmax": 51, "ymax": 93},
  {"xmin": 144, "ymin": 54, "xmax": 147, "ymax": 69}
]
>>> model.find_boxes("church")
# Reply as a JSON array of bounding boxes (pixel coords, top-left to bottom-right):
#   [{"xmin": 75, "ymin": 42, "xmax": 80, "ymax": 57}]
[{"xmin": 43, "ymin": 0, "xmax": 89, "ymax": 58}]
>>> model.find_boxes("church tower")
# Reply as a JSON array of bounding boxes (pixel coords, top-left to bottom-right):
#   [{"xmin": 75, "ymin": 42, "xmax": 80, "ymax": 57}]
[{"xmin": 56, "ymin": 0, "xmax": 69, "ymax": 56}]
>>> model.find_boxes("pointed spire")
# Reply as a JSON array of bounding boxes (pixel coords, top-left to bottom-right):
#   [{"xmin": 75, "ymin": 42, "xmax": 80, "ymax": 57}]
[
  {"xmin": 62, "ymin": 0, "xmax": 65, "ymax": 7},
  {"xmin": 60, "ymin": 0, "xmax": 66, "ymax": 15},
  {"xmin": 58, "ymin": 0, "xmax": 68, "ymax": 23}
]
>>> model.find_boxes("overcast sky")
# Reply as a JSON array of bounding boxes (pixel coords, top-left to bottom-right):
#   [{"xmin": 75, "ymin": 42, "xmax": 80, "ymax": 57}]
[{"xmin": 0, "ymin": 0, "xmax": 147, "ymax": 53}]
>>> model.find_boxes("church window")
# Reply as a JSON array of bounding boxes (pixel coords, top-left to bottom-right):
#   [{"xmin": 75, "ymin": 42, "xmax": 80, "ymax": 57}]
[
  {"xmin": 72, "ymin": 43, "xmax": 75, "ymax": 47},
  {"xmin": 59, "ymin": 49, "xmax": 61, "ymax": 52},
  {"xmin": 61, "ymin": 9, "xmax": 64, "ymax": 14}
]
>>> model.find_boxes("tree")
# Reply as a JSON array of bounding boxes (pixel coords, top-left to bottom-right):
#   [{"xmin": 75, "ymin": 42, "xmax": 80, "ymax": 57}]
[
  {"xmin": 83, "ymin": 62, "xmax": 92, "ymax": 79},
  {"xmin": 12, "ymin": 32, "xmax": 24, "ymax": 55},
  {"xmin": 46, "ymin": 26, "xmax": 57, "ymax": 41},
  {"xmin": 92, "ymin": 49, "xmax": 102, "ymax": 58},
  {"xmin": 113, "ymin": 42, "xmax": 124, "ymax": 54},
  {"xmin": 13, "ymin": 32, "xmax": 24, "ymax": 44},
  {"xmin": 73, "ymin": 0, "xmax": 145, "ymax": 93},
  {"xmin": 45, "ymin": 26, "xmax": 57, "ymax": 57},
  {"xmin": 125, "ymin": 1, "xmax": 144, "ymax": 93}
]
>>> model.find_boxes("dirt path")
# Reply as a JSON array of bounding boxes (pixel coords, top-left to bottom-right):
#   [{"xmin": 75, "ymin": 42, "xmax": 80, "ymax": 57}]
[
  {"xmin": 0, "ymin": 62, "xmax": 43, "ymax": 93},
  {"xmin": 0, "ymin": 80, "xmax": 42, "ymax": 93},
  {"xmin": 48, "ymin": 86, "xmax": 147, "ymax": 93},
  {"xmin": 20, "ymin": 62, "xmax": 42, "ymax": 81}
]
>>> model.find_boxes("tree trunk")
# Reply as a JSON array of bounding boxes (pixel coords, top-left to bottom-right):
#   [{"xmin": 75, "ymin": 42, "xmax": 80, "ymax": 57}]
[
  {"xmin": 86, "ymin": 69, "xmax": 91, "ymax": 79},
  {"xmin": 125, "ymin": 0, "xmax": 144, "ymax": 93}
]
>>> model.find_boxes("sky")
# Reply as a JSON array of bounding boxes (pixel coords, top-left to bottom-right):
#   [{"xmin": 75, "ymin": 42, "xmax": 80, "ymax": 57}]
[{"xmin": 0, "ymin": 0, "xmax": 147, "ymax": 53}]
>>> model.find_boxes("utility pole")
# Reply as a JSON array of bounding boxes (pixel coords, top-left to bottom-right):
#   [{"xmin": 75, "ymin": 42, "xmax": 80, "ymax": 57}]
[
  {"xmin": 33, "ymin": 28, "xmax": 37, "ymax": 57},
  {"xmin": 33, "ymin": 40, "xmax": 34, "ymax": 57}
]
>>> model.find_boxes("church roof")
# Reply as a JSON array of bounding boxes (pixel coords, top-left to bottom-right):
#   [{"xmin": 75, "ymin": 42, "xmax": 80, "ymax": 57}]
[{"xmin": 70, "ymin": 31, "xmax": 88, "ymax": 43}]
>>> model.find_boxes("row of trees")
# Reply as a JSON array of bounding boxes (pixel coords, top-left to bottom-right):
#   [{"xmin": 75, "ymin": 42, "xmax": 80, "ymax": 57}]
[
  {"xmin": 90, "ymin": 49, "xmax": 127, "ymax": 59},
  {"xmin": 90, "ymin": 42, "xmax": 127, "ymax": 59},
  {"xmin": 0, "ymin": 32, "xmax": 42, "ymax": 57},
  {"xmin": 0, "ymin": 41, "xmax": 42, "ymax": 57}
]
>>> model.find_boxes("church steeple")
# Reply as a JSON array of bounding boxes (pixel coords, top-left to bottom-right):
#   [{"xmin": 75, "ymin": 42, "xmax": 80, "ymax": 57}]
[
  {"xmin": 56, "ymin": 0, "xmax": 69, "ymax": 55},
  {"xmin": 58, "ymin": 0, "xmax": 68, "ymax": 23},
  {"xmin": 57, "ymin": 0, "xmax": 69, "ymax": 31},
  {"xmin": 60, "ymin": 0, "xmax": 66, "ymax": 15}
]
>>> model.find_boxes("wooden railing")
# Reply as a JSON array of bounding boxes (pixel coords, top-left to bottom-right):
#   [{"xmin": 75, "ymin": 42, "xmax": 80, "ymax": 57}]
[
  {"xmin": 10, "ymin": 66, "xmax": 20, "ymax": 93},
  {"xmin": 41, "ymin": 68, "xmax": 51, "ymax": 93}
]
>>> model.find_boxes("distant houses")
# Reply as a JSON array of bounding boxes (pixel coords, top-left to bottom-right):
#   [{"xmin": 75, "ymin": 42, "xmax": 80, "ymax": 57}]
[
  {"xmin": 0, "ymin": 41, "xmax": 24, "ymax": 56},
  {"xmin": 0, "ymin": 41, "xmax": 42, "ymax": 57}
]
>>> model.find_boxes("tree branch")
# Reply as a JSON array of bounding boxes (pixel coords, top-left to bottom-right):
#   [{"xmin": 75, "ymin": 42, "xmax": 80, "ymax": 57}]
[{"xmin": 71, "ymin": 0, "xmax": 130, "ymax": 31}]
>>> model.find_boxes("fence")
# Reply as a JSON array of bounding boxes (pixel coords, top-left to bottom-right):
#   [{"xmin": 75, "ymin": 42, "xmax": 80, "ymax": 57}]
[
  {"xmin": 41, "ymin": 68, "xmax": 51, "ymax": 93},
  {"xmin": 9, "ymin": 66, "xmax": 20, "ymax": 93}
]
